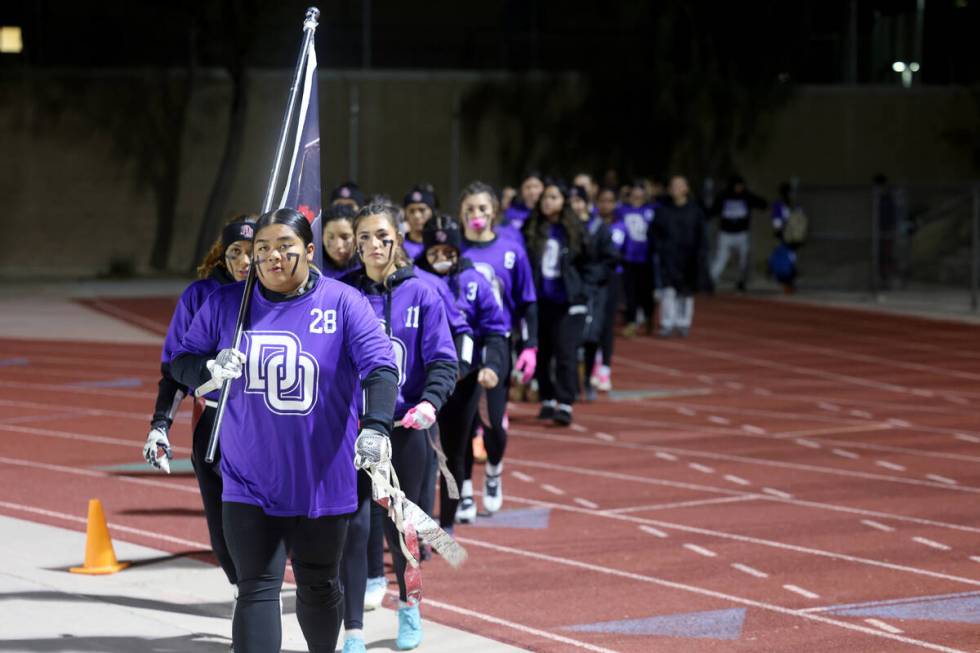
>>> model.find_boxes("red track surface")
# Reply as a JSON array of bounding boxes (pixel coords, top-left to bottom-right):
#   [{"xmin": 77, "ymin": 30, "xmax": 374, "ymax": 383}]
[{"xmin": 2, "ymin": 295, "xmax": 980, "ymax": 652}]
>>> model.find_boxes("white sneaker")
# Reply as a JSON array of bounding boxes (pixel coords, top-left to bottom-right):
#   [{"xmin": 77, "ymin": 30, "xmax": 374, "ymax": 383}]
[
  {"xmin": 596, "ymin": 365, "xmax": 612, "ymax": 392},
  {"xmin": 455, "ymin": 496, "xmax": 477, "ymax": 524},
  {"xmin": 364, "ymin": 576, "xmax": 387, "ymax": 611},
  {"xmin": 483, "ymin": 463, "xmax": 503, "ymax": 513}
]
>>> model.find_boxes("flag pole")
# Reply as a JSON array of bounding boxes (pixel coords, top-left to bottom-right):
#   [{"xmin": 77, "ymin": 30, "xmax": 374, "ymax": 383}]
[{"xmin": 205, "ymin": 7, "xmax": 320, "ymax": 463}]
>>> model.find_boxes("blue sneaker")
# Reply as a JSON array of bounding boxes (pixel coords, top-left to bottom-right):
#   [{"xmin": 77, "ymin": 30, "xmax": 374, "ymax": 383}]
[
  {"xmin": 396, "ymin": 605, "xmax": 423, "ymax": 650},
  {"xmin": 342, "ymin": 637, "xmax": 366, "ymax": 653}
]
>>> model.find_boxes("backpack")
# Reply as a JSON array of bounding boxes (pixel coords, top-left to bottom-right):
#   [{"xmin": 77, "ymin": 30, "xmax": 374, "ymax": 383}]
[{"xmin": 782, "ymin": 208, "xmax": 808, "ymax": 245}]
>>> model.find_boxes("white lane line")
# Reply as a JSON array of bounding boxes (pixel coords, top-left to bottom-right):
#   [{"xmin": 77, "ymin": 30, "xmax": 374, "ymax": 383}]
[
  {"xmin": 423, "ymin": 595, "xmax": 621, "ymax": 653},
  {"xmin": 540, "ymin": 483, "xmax": 566, "ymax": 496},
  {"xmin": 508, "ymin": 457, "xmax": 980, "ymax": 536},
  {"xmin": 724, "ymin": 475, "xmax": 751, "ymax": 486},
  {"xmin": 639, "ymin": 525, "xmax": 669, "ymax": 538},
  {"xmin": 697, "ymin": 375, "xmax": 714, "ymax": 384},
  {"xmin": 753, "ymin": 387, "xmax": 773, "ymax": 396},
  {"xmin": 831, "ymin": 448, "xmax": 860, "ymax": 459},
  {"xmin": 954, "ymin": 433, "xmax": 980, "ymax": 443},
  {"xmin": 676, "ymin": 407, "xmax": 697, "ymax": 416},
  {"xmin": 570, "ymin": 424, "xmax": 588, "ymax": 433},
  {"xmin": 741, "ymin": 424, "xmax": 766, "ymax": 434},
  {"xmin": 708, "ymin": 415, "xmax": 731, "ymax": 425},
  {"xmin": 689, "ymin": 463, "xmax": 715, "ymax": 474},
  {"xmin": 604, "ymin": 496, "xmax": 756, "ymax": 515},
  {"xmin": 763, "ymin": 487, "xmax": 793, "ymax": 499},
  {"xmin": 783, "ymin": 584, "xmax": 820, "ymax": 600},
  {"xmin": 861, "ymin": 520, "xmax": 896, "ymax": 533},
  {"xmin": 0, "ymin": 455, "xmax": 198, "ymax": 494},
  {"xmin": 511, "ymin": 471, "xmax": 535, "ymax": 482},
  {"xmin": 946, "ymin": 395, "xmax": 970, "ymax": 405},
  {"xmin": 850, "ymin": 409, "xmax": 874, "ymax": 419},
  {"xmin": 888, "ymin": 418, "xmax": 911, "ymax": 428},
  {"xmin": 595, "ymin": 432, "xmax": 616, "ymax": 442},
  {"xmin": 573, "ymin": 497, "xmax": 599, "ymax": 509},
  {"xmin": 875, "ymin": 460, "xmax": 907, "ymax": 472},
  {"xmin": 911, "ymin": 389, "xmax": 935, "ymax": 398},
  {"xmin": 912, "ymin": 536, "xmax": 952, "ymax": 551},
  {"xmin": 927, "ymin": 474, "xmax": 957, "ymax": 485},
  {"xmin": 969, "ymin": 556, "xmax": 980, "ymax": 564},
  {"xmin": 655, "ymin": 452, "xmax": 679, "ymax": 462},
  {"xmin": 795, "ymin": 438, "xmax": 821, "ymax": 449},
  {"xmin": 818, "ymin": 402, "xmax": 841, "ymax": 412},
  {"xmin": 683, "ymin": 544, "xmax": 718, "ymax": 558},
  {"xmin": 864, "ymin": 618, "xmax": 904, "ymax": 634},
  {"xmin": 731, "ymin": 563, "xmax": 768, "ymax": 578},
  {"xmin": 725, "ymin": 381, "xmax": 744, "ymax": 390}
]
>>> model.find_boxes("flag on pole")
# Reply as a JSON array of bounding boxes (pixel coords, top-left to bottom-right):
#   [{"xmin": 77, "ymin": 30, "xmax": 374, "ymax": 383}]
[{"xmin": 280, "ymin": 37, "xmax": 323, "ymax": 270}]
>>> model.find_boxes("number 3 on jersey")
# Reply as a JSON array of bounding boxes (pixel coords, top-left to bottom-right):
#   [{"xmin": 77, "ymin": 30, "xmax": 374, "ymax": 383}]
[{"xmin": 309, "ymin": 308, "xmax": 337, "ymax": 334}]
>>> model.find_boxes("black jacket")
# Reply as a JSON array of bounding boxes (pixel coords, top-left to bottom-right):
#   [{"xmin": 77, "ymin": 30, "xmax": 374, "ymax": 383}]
[
  {"xmin": 522, "ymin": 212, "xmax": 598, "ymax": 306},
  {"xmin": 651, "ymin": 199, "xmax": 710, "ymax": 294}
]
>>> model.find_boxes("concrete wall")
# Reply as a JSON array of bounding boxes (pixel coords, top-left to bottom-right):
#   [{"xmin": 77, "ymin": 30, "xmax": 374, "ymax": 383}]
[{"xmin": 1, "ymin": 70, "xmax": 977, "ymax": 280}]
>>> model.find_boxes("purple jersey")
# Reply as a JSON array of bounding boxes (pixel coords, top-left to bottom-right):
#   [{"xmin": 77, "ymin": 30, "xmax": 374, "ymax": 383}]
[
  {"xmin": 403, "ymin": 238, "xmax": 425, "ymax": 261},
  {"xmin": 461, "ymin": 235, "xmax": 537, "ymax": 330},
  {"xmin": 503, "ymin": 202, "xmax": 532, "ymax": 230},
  {"xmin": 429, "ymin": 262, "xmax": 509, "ymax": 367},
  {"xmin": 606, "ymin": 218, "xmax": 627, "ymax": 274},
  {"xmin": 161, "ymin": 278, "xmax": 220, "ymax": 364},
  {"xmin": 356, "ymin": 272, "xmax": 457, "ymax": 420},
  {"xmin": 174, "ymin": 275, "xmax": 395, "ymax": 518},
  {"xmin": 539, "ymin": 224, "xmax": 568, "ymax": 304},
  {"xmin": 616, "ymin": 203, "xmax": 656, "ymax": 264},
  {"xmin": 414, "ymin": 266, "xmax": 473, "ymax": 337}
]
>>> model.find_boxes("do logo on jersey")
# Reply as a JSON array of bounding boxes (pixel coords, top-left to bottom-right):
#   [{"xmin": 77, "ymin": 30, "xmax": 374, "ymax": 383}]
[{"xmin": 243, "ymin": 331, "xmax": 319, "ymax": 415}]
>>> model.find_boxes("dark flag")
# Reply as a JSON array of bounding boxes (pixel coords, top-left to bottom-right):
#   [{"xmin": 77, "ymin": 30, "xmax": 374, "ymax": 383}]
[{"xmin": 280, "ymin": 39, "xmax": 323, "ymax": 269}]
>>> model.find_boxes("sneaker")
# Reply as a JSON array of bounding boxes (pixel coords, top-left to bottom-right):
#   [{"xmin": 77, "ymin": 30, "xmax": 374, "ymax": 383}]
[
  {"xmin": 736, "ymin": 281, "xmax": 747, "ymax": 293},
  {"xmin": 396, "ymin": 604, "xmax": 423, "ymax": 650},
  {"xmin": 676, "ymin": 327, "xmax": 690, "ymax": 338},
  {"xmin": 537, "ymin": 400, "xmax": 556, "ymax": 420},
  {"xmin": 455, "ymin": 496, "xmax": 477, "ymax": 524},
  {"xmin": 554, "ymin": 404, "xmax": 573, "ymax": 426},
  {"xmin": 364, "ymin": 576, "xmax": 387, "ymax": 611},
  {"xmin": 342, "ymin": 637, "xmax": 367, "ymax": 653},
  {"xmin": 657, "ymin": 327, "xmax": 673, "ymax": 338},
  {"xmin": 596, "ymin": 365, "xmax": 612, "ymax": 392},
  {"xmin": 502, "ymin": 410, "xmax": 509, "ymax": 430},
  {"xmin": 483, "ymin": 464, "xmax": 503, "ymax": 513}
]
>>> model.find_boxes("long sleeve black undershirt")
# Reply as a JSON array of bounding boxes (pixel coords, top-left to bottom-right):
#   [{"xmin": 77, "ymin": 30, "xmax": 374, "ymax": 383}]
[{"xmin": 420, "ymin": 359, "xmax": 458, "ymax": 412}]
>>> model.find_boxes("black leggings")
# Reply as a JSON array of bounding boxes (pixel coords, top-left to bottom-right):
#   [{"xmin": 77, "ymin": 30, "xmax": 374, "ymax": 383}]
[
  {"xmin": 537, "ymin": 301, "xmax": 587, "ymax": 405},
  {"xmin": 622, "ymin": 261, "xmax": 653, "ymax": 324},
  {"xmin": 465, "ymin": 351, "xmax": 512, "ymax": 481},
  {"xmin": 341, "ymin": 472, "xmax": 373, "ymax": 631},
  {"xmin": 600, "ymin": 275, "xmax": 620, "ymax": 365},
  {"xmin": 385, "ymin": 426, "xmax": 429, "ymax": 602},
  {"xmin": 437, "ymin": 372, "xmax": 481, "ymax": 527},
  {"xmin": 190, "ymin": 405, "xmax": 237, "ymax": 585},
  {"xmin": 223, "ymin": 501, "xmax": 349, "ymax": 653}
]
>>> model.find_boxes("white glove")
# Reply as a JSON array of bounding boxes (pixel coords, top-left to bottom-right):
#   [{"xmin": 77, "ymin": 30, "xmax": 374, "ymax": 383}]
[
  {"xmin": 206, "ymin": 348, "xmax": 245, "ymax": 385},
  {"xmin": 143, "ymin": 426, "xmax": 173, "ymax": 474},
  {"xmin": 354, "ymin": 428, "xmax": 392, "ymax": 473},
  {"xmin": 400, "ymin": 401, "xmax": 436, "ymax": 430}
]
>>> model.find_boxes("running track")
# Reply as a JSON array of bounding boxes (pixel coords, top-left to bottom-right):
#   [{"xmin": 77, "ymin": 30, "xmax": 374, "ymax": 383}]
[{"xmin": 1, "ymin": 295, "xmax": 979, "ymax": 652}]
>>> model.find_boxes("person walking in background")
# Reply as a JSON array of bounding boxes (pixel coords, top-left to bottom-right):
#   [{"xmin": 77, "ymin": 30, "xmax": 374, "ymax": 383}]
[
  {"xmin": 709, "ymin": 175, "xmax": 767, "ymax": 292},
  {"xmin": 653, "ymin": 176, "xmax": 708, "ymax": 337},
  {"xmin": 402, "ymin": 186, "xmax": 436, "ymax": 261},
  {"xmin": 769, "ymin": 181, "xmax": 808, "ymax": 293},
  {"xmin": 503, "ymin": 172, "xmax": 544, "ymax": 231},
  {"xmin": 616, "ymin": 181, "xmax": 656, "ymax": 335},
  {"xmin": 591, "ymin": 187, "xmax": 625, "ymax": 392}
]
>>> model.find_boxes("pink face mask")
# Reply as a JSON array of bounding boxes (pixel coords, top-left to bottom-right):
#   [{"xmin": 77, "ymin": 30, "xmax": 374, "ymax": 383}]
[{"xmin": 468, "ymin": 217, "xmax": 488, "ymax": 231}]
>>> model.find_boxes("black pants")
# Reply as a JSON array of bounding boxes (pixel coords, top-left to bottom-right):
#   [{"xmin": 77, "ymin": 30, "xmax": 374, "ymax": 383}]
[
  {"xmin": 190, "ymin": 406, "xmax": 237, "ymax": 585},
  {"xmin": 367, "ymin": 501, "xmax": 385, "ymax": 579},
  {"xmin": 419, "ymin": 426, "xmax": 439, "ymax": 518},
  {"xmin": 341, "ymin": 472, "xmax": 373, "ymax": 631},
  {"xmin": 622, "ymin": 261, "xmax": 653, "ymax": 324},
  {"xmin": 437, "ymin": 372, "xmax": 481, "ymax": 527},
  {"xmin": 537, "ymin": 300, "xmax": 587, "ymax": 405},
  {"xmin": 600, "ymin": 275, "xmax": 620, "ymax": 365},
  {"xmin": 223, "ymin": 501, "xmax": 348, "ymax": 653},
  {"xmin": 464, "ymin": 350, "xmax": 512, "ymax": 482},
  {"xmin": 385, "ymin": 426, "xmax": 428, "ymax": 601}
]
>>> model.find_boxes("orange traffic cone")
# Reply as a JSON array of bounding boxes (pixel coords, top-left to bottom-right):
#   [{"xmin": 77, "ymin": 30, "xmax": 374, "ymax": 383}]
[{"xmin": 69, "ymin": 499, "xmax": 130, "ymax": 575}]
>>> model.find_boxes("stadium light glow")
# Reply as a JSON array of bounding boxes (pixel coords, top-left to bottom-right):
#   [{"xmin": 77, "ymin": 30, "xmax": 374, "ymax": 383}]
[
  {"xmin": 0, "ymin": 26, "xmax": 22, "ymax": 54},
  {"xmin": 892, "ymin": 61, "xmax": 906, "ymax": 73},
  {"xmin": 892, "ymin": 60, "xmax": 920, "ymax": 88}
]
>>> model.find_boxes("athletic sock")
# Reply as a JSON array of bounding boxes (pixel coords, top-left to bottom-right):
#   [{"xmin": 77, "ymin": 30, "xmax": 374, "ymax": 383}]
[
  {"xmin": 345, "ymin": 629, "xmax": 364, "ymax": 641},
  {"xmin": 486, "ymin": 461, "xmax": 503, "ymax": 477},
  {"xmin": 460, "ymin": 479, "xmax": 473, "ymax": 497}
]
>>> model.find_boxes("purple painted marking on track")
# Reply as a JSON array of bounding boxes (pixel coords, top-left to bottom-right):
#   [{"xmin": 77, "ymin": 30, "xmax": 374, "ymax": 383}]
[
  {"xmin": 827, "ymin": 591, "xmax": 980, "ymax": 624},
  {"xmin": 470, "ymin": 507, "xmax": 551, "ymax": 530},
  {"xmin": 0, "ymin": 358, "xmax": 29, "ymax": 367},
  {"xmin": 563, "ymin": 608, "xmax": 746, "ymax": 640}
]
